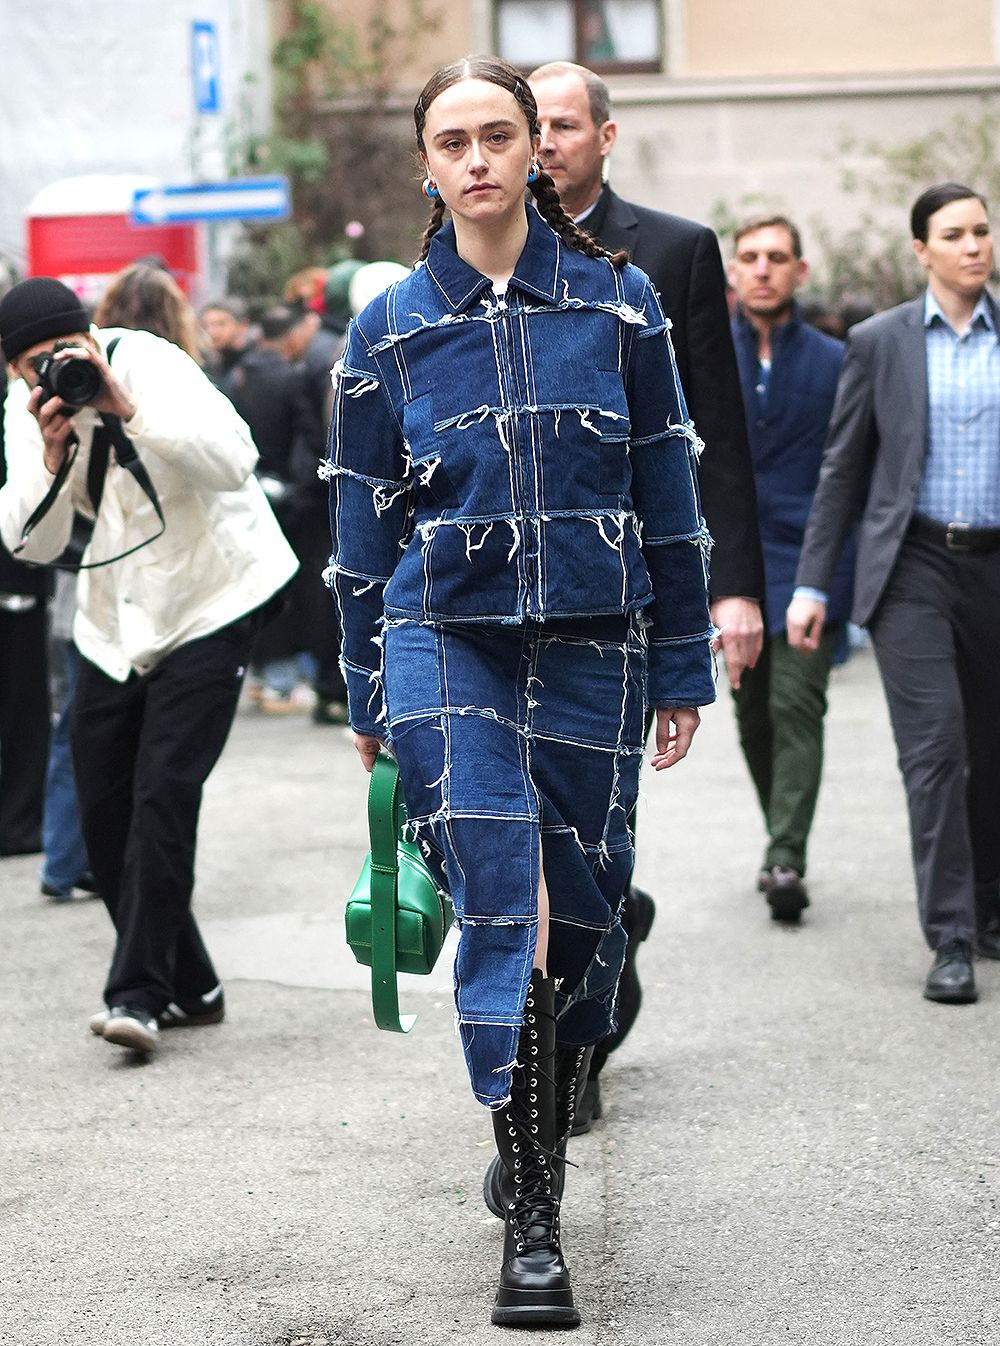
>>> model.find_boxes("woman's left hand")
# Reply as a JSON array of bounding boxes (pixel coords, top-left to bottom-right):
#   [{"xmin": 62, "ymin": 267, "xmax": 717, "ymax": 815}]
[{"xmin": 649, "ymin": 707, "xmax": 700, "ymax": 771}]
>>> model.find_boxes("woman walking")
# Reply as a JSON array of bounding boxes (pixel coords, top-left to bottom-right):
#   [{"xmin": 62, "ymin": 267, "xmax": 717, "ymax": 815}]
[{"xmin": 326, "ymin": 55, "xmax": 715, "ymax": 1326}]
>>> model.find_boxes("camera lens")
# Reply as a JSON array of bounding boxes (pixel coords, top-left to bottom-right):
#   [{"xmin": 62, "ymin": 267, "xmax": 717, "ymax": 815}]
[{"xmin": 51, "ymin": 356, "xmax": 103, "ymax": 407}]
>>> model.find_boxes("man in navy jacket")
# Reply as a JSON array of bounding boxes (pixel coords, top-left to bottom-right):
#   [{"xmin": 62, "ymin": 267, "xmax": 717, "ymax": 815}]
[{"xmin": 728, "ymin": 216, "xmax": 853, "ymax": 922}]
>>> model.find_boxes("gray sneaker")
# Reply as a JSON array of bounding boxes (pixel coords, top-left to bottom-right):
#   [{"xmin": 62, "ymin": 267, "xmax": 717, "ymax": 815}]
[
  {"xmin": 103, "ymin": 1005, "xmax": 159, "ymax": 1052},
  {"xmin": 89, "ymin": 985, "xmax": 224, "ymax": 1036}
]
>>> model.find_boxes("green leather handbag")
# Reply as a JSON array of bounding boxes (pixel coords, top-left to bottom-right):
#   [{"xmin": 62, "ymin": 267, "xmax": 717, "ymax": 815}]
[{"xmin": 345, "ymin": 752, "xmax": 454, "ymax": 1033}]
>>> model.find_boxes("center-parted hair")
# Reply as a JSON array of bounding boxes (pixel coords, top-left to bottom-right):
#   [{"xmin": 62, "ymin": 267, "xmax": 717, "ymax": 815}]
[
  {"xmin": 413, "ymin": 55, "xmax": 627, "ymax": 270},
  {"xmin": 910, "ymin": 182, "xmax": 988, "ymax": 242}
]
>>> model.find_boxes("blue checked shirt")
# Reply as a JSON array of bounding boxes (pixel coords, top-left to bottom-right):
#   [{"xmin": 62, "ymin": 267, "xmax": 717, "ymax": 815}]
[{"xmin": 916, "ymin": 289, "xmax": 1000, "ymax": 526}]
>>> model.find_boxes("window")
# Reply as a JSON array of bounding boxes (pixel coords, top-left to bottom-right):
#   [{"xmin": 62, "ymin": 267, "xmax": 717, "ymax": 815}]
[{"xmin": 495, "ymin": 0, "xmax": 662, "ymax": 74}]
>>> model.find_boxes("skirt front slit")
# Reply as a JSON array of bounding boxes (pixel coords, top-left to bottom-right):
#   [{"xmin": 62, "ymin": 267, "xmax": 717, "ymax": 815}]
[{"xmin": 383, "ymin": 614, "xmax": 646, "ymax": 1107}]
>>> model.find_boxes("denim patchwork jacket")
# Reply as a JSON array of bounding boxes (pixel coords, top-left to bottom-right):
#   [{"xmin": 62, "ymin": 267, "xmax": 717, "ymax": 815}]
[{"xmin": 325, "ymin": 209, "xmax": 715, "ymax": 736}]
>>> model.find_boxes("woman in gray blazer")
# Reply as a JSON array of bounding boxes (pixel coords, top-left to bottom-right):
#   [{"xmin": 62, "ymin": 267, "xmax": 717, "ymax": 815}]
[{"xmin": 787, "ymin": 182, "xmax": 1000, "ymax": 1007}]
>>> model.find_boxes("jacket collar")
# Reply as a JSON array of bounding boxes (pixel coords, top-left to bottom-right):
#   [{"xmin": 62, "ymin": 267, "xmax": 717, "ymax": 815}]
[
  {"xmin": 734, "ymin": 300, "xmax": 803, "ymax": 354},
  {"xmin": 585, "ymin": 185, "xmax": 636, "ymax": 248},
  {"xmin": 923, "ymin": 285, "xmax": 997, "ymax": 334},
  {"xmin": 423, "ymin": 209, "xmax": 563, "ymax": 313}
]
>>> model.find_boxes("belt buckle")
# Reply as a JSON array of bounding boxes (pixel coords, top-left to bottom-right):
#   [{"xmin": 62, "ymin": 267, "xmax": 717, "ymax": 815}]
[{"xmin": 945, "ymin": 522, "xmax": 972, "ymax": 551}]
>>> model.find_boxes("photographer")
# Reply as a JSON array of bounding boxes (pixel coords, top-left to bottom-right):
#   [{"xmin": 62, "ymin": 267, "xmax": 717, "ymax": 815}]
[{"xmin": 0, "ymin": 277, "xmax": 298, "ymax": 1056}]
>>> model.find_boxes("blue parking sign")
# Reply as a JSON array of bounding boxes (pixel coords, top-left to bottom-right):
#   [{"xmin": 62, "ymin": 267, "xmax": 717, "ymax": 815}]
[{"xmin": 192, "ymin": 21, "xmax": 221, "ymax": 114}]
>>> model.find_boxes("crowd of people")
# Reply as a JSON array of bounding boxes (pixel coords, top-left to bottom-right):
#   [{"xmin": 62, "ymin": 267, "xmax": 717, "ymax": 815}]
[{"xmin": 0, "ymin": 50, "xmax": 997, "ymax": 1332}]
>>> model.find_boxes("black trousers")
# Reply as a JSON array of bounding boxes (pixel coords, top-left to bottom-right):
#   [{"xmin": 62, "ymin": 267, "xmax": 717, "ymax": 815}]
[
  {"xmin": 869, "ymin": 533, "xmax": 1000, "ymax": 951},
  {"xmin": 72, "ymin": 612, "xmax": 256, "ymax": 1015},
  {"xmin": 0, "ymin": 603, "xmax": 50, "ymax": 856}
]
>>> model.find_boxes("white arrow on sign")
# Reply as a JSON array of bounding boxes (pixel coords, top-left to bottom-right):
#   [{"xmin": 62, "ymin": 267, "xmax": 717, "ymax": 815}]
[{"xmin": 131, "ymin": 178, "xmax": 290, "ymax": 225}]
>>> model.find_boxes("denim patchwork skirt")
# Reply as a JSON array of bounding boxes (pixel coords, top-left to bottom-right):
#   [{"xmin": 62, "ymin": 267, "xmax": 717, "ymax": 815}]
[{"xmin": 383, "ymin": 614, "xmax": 646, "ymax": 1107}]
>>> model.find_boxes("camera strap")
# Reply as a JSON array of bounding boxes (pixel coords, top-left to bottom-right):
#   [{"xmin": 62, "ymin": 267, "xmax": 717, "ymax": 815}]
[{"xmin": 15, "ymin": 336, "xmax": 167, "ymax": 571}]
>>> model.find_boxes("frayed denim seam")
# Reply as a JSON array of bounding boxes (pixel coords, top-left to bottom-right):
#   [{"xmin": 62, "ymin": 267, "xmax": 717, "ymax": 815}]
[
  {"xmin": 643, "ymin": 526, "xmax": 712, "ymax": 546},
  {"xmin": 649, "ymin": 628, "xmax": 715, "ymax": 647},
  {"xmin": 362, "ymin": 296, "xmax": 653, "ymax": 364},
  {"xmin": 459, "ymin": 917, "xmax": 537, "ymax": 930},
  {"xmin": 326, "ymin": 561, "xmax": 393, "ymax": 586},
  {"xmin": 383, "ymin": 605, "xmax": 655, "ymax": 625},
  {"xmin": 333, "ymin": 362, "xmax": 404, "ymax": 443},
  {"xmin": 430, "ymin": 402, "xmax": 630, "ymax": 435},
  {"xmin": 548, "ymin": 911, "xmax": 621, "ymax": 933},
  {"xmin": 630, "ymin": 422, "xmax": 702, "ymax": 451}
]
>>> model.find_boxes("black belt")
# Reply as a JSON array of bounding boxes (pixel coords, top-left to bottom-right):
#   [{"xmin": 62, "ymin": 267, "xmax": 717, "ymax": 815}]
[{"xmin": 908, "ymin": 514, "xmax": 1000, "ymax": 553}]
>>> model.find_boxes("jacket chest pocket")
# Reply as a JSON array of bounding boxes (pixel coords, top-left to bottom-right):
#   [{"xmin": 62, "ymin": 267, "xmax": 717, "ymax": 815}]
[
  {"xmin": 401, "ymin": 391, "xmax": 461, "ymax": 509},
  {"xmin": 540, "ymin": 370, "xmax": 632, "ymax": 499}
]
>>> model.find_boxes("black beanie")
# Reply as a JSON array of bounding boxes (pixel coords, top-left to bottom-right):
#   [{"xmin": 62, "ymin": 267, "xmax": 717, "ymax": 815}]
[{"xmin": 0, "ymin": 277, "xmax": 90, "ymax": 363}]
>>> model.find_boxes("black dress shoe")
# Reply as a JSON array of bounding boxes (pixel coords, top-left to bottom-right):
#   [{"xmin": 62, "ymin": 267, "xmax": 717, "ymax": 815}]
[
  {"xmin": 924, "ymin": 939, "xmax": 977, "ymax": 1004},
  {"xmin": 759, "ymin": 865, "xmax": 809, "ymax": 923}
]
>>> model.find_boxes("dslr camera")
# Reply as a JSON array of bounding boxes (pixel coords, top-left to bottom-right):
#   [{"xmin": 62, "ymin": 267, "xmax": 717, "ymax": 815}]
[{"xmin": 31, "ymin": 341, "xmax": 104, "ymax": 409}]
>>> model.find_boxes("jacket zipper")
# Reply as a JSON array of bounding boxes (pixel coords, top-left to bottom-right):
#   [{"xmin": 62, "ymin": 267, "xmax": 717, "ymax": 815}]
[{"xmin": 496, "ymin": 301, "xmax": 538, "ymax": 619}]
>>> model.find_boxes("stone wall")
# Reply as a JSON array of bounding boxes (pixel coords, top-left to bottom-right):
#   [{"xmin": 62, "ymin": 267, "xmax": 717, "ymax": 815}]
[{"xmin": 314, "ymin": 70, "xmax": 1000, "ymax": 291}]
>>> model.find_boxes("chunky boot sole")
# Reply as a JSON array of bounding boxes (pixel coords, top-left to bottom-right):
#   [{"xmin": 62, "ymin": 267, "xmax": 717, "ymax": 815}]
[{"xmin": 492, "ymin": 1292, "xmax": 580, "ymax": 1327}]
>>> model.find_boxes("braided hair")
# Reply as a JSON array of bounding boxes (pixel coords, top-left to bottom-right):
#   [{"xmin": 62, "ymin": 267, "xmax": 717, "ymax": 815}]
[
  {"xmin": 528, "ymin": 168, "xmax": 627, "ymax": 268},
  {"xmin": 417, "ymin": 194, "xmax": 446, "ymax": 264},
  {"xmin": 414, "ymin": 55, "xmax": 628, "ymax": 270}
]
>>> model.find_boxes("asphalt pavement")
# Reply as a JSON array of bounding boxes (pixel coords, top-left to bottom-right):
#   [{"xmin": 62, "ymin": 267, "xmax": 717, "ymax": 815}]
[{"xmin": 3, "ymin": 646, "xmax": 999, "ymax": 1346}]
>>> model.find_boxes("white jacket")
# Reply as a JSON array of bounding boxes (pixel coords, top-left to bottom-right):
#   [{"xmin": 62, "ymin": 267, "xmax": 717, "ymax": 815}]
[{"xmin": 0, "ymin": 327, "xmax": 299, "ymax": 681}]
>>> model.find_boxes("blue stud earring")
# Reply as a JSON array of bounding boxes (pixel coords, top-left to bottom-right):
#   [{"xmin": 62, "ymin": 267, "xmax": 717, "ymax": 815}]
[
  {"xmin": 422, "ymin": 177, "xmax": 439, "ymax": 198},
  {"xmin": 526, "ymin": 162, "xmax": 540, "ymax": 185}
]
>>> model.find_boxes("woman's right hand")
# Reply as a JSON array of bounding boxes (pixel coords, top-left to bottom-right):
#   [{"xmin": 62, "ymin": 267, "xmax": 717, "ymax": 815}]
[
  {"xmin": 649, "ymin": 706, "xmax": 700, "ymax": 771},
  {"xmin": 353, "ymin": 733, "xmax": 385, "ymax": 773}
]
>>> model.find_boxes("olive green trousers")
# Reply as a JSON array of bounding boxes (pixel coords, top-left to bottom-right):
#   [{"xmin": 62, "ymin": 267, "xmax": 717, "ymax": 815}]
[{"xmin": 731, "ymin": 626, "xmax": 841, "ymax": 877}]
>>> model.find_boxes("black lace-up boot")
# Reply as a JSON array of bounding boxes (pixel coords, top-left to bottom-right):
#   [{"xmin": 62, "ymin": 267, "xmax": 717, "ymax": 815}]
[
  {"xmin": 490, "ymin": 973, "xmax": 580, "ymax": 1327},
  {"xmin": 552, "ymin": 1043, "xmax": 592, "ymax": 1186},
  {"xmin": 484, "ymin": 1040, "xmax": 593, "ymax": 1219}
]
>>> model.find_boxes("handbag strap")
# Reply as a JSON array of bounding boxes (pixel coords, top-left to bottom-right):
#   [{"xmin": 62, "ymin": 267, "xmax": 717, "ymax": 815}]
[{"xmin": 367, "ymin": 753, "xmax": 417, "ymax": 1033}]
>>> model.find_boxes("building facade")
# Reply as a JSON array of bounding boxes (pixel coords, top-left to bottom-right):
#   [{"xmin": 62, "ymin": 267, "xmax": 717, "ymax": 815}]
[
  {"xmin": 0, "ymin": 0, "xmax": 271, "ymax": 291},
  {"xmin": 309, "ymin": 0, "xmax": 1000, "ymax": 286}
]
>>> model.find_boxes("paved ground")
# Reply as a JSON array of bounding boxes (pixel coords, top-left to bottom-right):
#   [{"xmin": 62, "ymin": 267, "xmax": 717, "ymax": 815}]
[{"xmin": 3, "ymin": 647, "xmax": 1000, "ymax": 1346}]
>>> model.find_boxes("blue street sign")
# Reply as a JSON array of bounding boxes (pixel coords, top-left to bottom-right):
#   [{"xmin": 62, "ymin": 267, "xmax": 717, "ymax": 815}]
[
  {"xmin": 192, "ymin": 21, "xmax": 221, "ymax": 114},
  {"xmin": 131, "ymin": 177, "xmax": 292, "ymax": 225}
]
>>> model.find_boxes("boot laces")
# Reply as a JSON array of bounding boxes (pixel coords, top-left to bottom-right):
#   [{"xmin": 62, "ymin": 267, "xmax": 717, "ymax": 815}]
[{"xmin": 505, "ymin": 1050, "xmax": 565, "ymax": 1251}]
